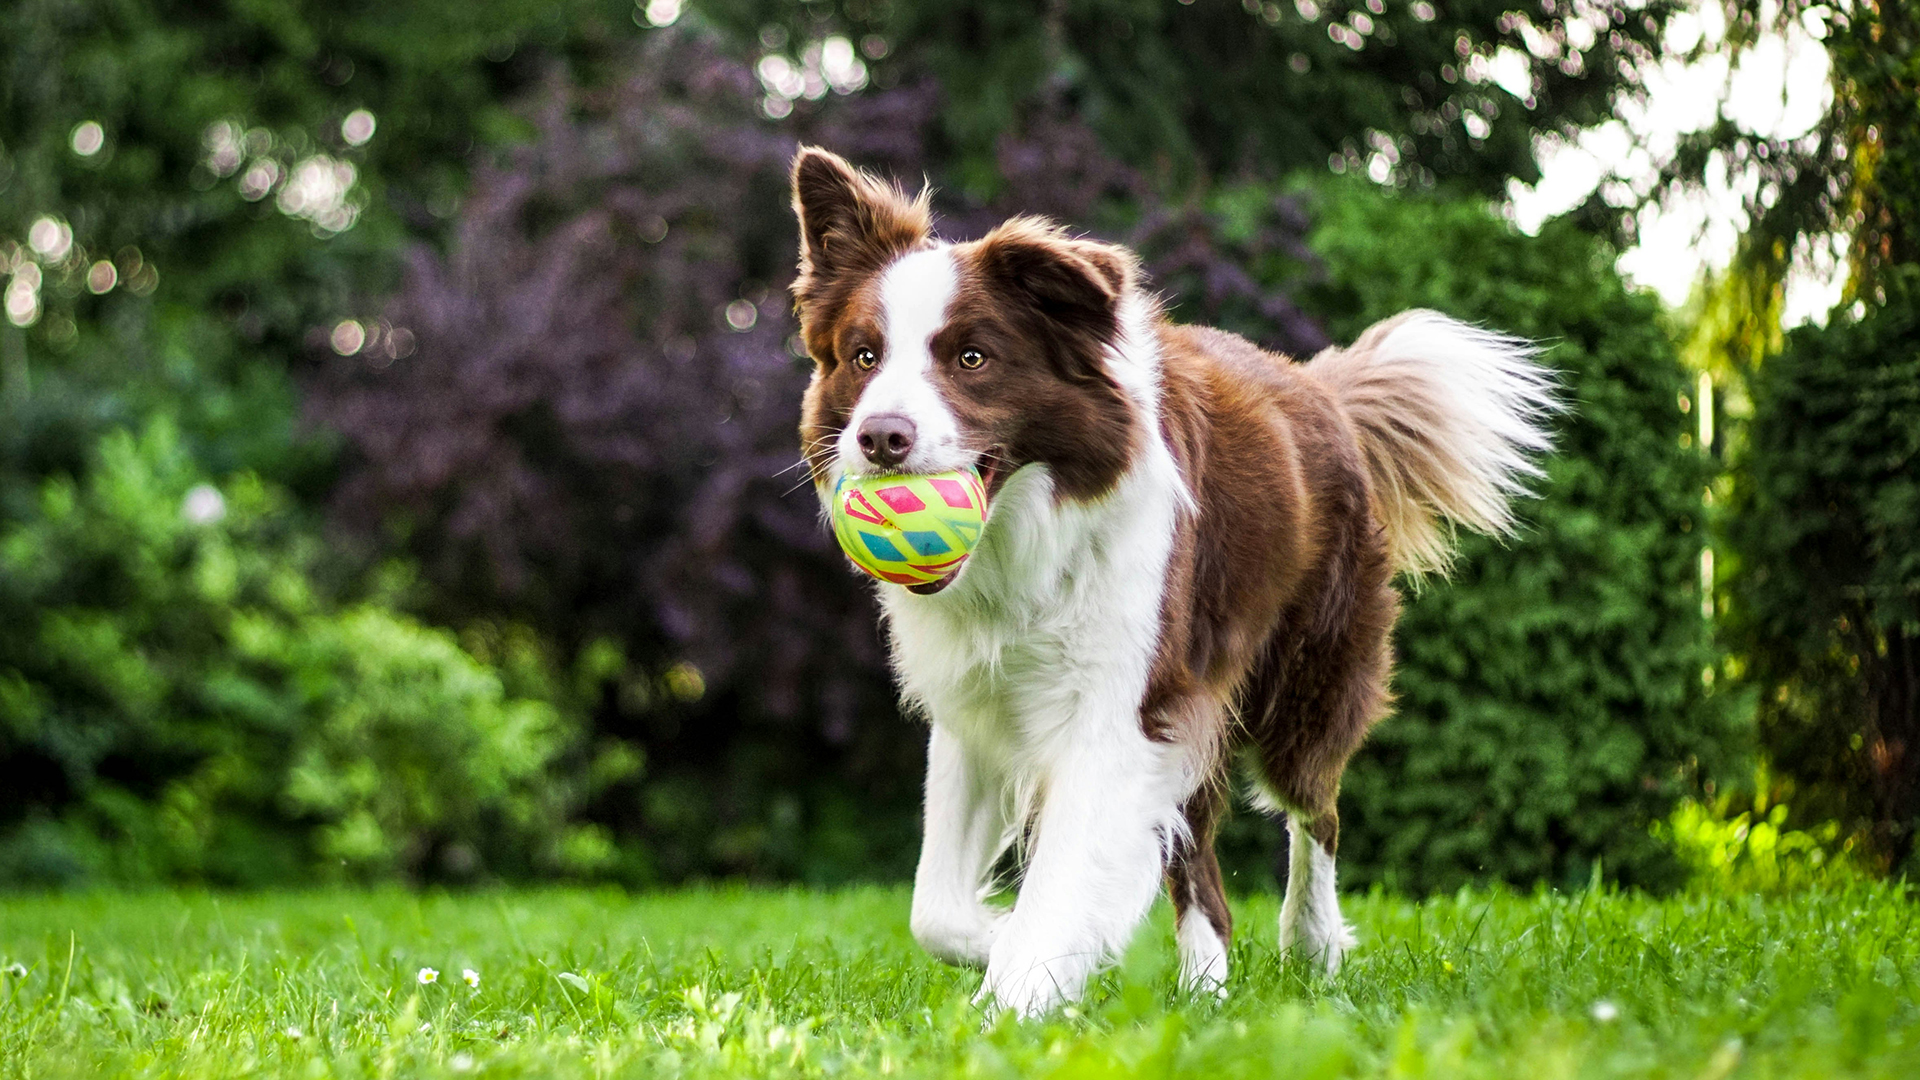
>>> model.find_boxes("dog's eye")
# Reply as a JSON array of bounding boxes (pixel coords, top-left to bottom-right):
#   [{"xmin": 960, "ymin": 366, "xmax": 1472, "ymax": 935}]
[
  {"xmin": 958, "ymin": 347, "xmax": 987, "ymax": 370},
  {"xmin": 852, "ymin": 347, "xmax": 877, "ymax": 370}
]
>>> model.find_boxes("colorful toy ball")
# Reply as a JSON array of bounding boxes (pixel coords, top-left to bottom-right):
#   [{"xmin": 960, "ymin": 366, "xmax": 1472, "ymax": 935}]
[{"xmin": 831, "ymin": 468, "xmax": 989, "ymax": 586}]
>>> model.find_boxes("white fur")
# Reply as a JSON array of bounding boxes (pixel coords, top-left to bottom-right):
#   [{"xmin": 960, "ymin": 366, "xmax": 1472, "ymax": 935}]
[
  {"xmin": 837, "ymin": 247, "xmax": 968, "ymax": 476},
  {"xmin": 1277, "ymin": 815, "xmax": 1355, "ymax": 974},
  {"xmin": 1308, "ymin": 310, "xmax": 1560, "ymax": 575},
  {"xmin": 1371, "ymin": 312, "xmax": 1556, "ymax": 514},
  {"xmin": 885, "ymin": 294, "xmax": 1198, "ymax": 1016},
  {"xmin": 1175, "ymin": 902, "xmax": 1229, "ymax": 997},
  {"xmin": 909, "ymin": 725, "xmax": 1009, "ymax": 967}
]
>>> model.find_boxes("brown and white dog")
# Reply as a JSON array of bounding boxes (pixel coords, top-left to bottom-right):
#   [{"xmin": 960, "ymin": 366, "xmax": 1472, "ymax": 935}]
[{"xmin": 790, "ymin": 148, "xmax": 1556, "ymax": 1016}]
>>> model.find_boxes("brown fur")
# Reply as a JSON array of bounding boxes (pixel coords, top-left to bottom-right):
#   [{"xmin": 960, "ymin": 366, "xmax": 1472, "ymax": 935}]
[
  {"xmin": 1167, "ymin": 784, "xmax": 1234, "ymax": 943},
  {"xmin": 791, "ymin": 149, "xmax": 935, "ymax": 337},
  {"xmin": 1143, "ymin": 324, "xmax": 1399, "ymax": 927},
  {"xmin": 794, "ymin": 150, "xmax": 1140, "ymax": 506}
]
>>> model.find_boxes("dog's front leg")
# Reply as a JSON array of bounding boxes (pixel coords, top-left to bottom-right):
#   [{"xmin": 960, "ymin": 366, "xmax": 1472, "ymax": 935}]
[
  {"xmin": 978, "ymin": 729, "xmax": 1182, "ymax": 1017},
  {"xmin": 910, "ymin": 724, "xmax": 1010, "ymax": 968}
]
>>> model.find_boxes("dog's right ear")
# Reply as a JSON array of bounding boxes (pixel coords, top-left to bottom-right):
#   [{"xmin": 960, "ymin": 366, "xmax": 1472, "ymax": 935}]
[{"xmin": 791, "ymin": 147, "xmax": 932, "ymax": 313}]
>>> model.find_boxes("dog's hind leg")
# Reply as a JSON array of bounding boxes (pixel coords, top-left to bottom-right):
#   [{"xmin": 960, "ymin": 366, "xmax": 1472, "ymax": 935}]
[
  {"xmin": 1249, "ymin": 578, "xmax": 1396, "ymax": 976},
  {"xmin": 1166, "ymin": 787, "xmax": 1232, "ymax": 996},
  {"xmin": 1254, "ymin": 648, "xmax": 1383, "ymax": 975},
  {"xmin": 1252, "ymin": 713, "xmax": 1359, "ymax": 973}
]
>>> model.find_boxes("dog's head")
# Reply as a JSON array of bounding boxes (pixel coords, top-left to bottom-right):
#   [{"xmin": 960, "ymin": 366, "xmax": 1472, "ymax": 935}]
[{"xmin": 790, "ymin": 147, "xmax": 1141, "ymax": 592}]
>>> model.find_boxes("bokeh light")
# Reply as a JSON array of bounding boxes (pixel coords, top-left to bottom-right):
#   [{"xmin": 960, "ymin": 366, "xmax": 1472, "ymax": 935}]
[
  {"xmin": 331, "ymin": 319, "xmax": 366, "ymax": 355},
  {"xmin": 641, "ymin": 0, "xmax": 683, "ymax": 27},
  {"xmin": 341, "ymin": 109, "xmax": 377, "ymax": 147},
  {"xmin": 239, "ymin": 160, "xmax": 281, "ymax": 201},
  {"xmin": 757, "ymin": 35, "xmax": 868, "ymax": 118},
  {"xmin": 202, "ymin": 119, "xmax": 360, "ymax": 234},
  {"xmin": 70, "ymin": 121, "xmax": 105, "ymax": 156},
  {"xmin": 203, "ymin": 121, "xmax": 243, "ymax": 176},
  {"xmin": 724, "ymin": 299, "xmax": 758, "ymax": 331},
  {"xmin": 4, "ymin": 261, "xmax": 40, "ymax": 327},
  {"xmin": 181, "ymin": 484, "xmax": 227, "ymax": 525},
  {"xmin": 346, "ymin": 318, "xmax": 418, "ymax": 369},
  {"xmin": 278, "ymin": 156, "xmax": 359, "ymax": 233},
  {"xmin": 86, "ymin": 260, "xmax": 117, "ymax": 294},
  {"xmin": 28, "ymin": 217, "xmax": 72, "ymax": 262},
  {"xmin": 117, "ymin": 247, "xmax": 158, "ymax": 296}
]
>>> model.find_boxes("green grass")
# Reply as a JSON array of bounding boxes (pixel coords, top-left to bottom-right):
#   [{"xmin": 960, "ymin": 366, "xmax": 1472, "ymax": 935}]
[{"xmin": 1, "ymin": 884, "xmax": 1916, "ymax": 1078}]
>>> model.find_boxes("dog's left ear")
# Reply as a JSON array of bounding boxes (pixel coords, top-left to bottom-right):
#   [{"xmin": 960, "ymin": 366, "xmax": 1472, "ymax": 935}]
[
  {"xmin": 973, "ymin": 217, "xmax": 1138, "ymax": 356},
  {"xmin": 791, "ymin": 147, "xmax": 932, "ymax": 317}
]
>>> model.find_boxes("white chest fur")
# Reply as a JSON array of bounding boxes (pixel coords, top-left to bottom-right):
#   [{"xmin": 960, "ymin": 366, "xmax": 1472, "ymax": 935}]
[
  {"xmin": 880, "ymin": 459, "xmax": 1178, "ymax": 767},
  {"xmin": 876, "ymin": 294, "xmax": 1190, "ymax": 787}
]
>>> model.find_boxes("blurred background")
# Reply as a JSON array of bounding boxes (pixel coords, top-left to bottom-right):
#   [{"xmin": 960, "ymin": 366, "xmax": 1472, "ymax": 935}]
[{"xmin": 0, "ymin": 0, "xmax": 1911, "ymax": 895}]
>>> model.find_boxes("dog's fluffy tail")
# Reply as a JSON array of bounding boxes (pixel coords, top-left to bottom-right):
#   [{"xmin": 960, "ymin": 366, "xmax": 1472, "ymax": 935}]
[{"xmin": 1307, "ymin": 310, "xmax": 1561, "ymax": 576}]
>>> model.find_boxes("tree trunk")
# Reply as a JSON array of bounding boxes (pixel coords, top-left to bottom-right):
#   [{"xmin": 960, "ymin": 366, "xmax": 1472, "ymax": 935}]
[{"xmin": 1869, "ymin": 626, "xmax": 1920, "ymax": 868}]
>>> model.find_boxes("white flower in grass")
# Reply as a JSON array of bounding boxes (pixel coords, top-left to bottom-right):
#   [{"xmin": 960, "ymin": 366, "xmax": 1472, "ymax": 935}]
[
  {"xmin": 1591, "ymin": 1000, "xmax": 1620, "ymax": 1022},
  {"xmin": 418, "ymin": 967, "xmax": 439, "ymax": 985},
  {"xmin": 450, "ymin": 1052, "xmax": 476, "ymax": 1072},
  {"xmin": 2, "ymin": 962, "xmax": 26, "ymax": 978},
  {"xmin": 462, "ymin": 968, "xmax": 480, "ymax": 989},
  {"xmin": 284, "ymin": 1026, "xmax": 303, "ymax": 1040}
]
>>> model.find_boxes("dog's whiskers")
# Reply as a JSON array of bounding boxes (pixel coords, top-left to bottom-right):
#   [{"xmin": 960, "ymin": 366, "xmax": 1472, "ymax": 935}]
[
  {"xmin": 781, "ymin": 472, "xmax": 828, "ymax": 498},
  {"xmin": 775, "ymin": 431, "xmax": 844, "ymax": 484}
]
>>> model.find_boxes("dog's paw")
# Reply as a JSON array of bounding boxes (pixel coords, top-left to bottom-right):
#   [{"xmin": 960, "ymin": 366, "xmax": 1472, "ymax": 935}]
[
  {"xmin": 1280, "ymin": 920, "xmax": 1356, "ymax": 976},
  {"xmin": 911, "ymin": 904, "xmax": 1008, "ymax": 969},
  {"xmin": 1179, "ymin": 962, "xmax": 1230, "ymax": 1001},
  {"xmin": 1176, "ymin": 921, "xmax": 1230, "ymax": 999},
  {"xmin": 974, "ymin": 947, "xmax": 1088, "ymax": 1020},
  {"xmin": 973, "ymin": 971, "xmax": 1062, "ymax": 1021}
]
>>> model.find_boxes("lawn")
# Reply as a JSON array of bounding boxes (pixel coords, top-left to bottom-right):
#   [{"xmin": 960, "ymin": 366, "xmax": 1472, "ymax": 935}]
[{"xmin": 1, "ymin": 884, "xmax": 1915, "ymax": 1078}]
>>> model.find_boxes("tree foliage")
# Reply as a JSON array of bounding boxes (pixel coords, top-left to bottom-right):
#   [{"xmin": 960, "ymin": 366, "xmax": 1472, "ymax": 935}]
[
  {"xmin": 0, "ymin": 0, "xmax": 630, "ymax": 496},
  {"xmin": 1293, "ymin": 180, "xmax": 1736, "ymax": 892},
  {"xmin": 1662, "ymin": 1, "xmax": 1919, "ymax": 371},
  {"xmin": 1687, "ymin": 0, "xmax": 1920, "ymax": 871},
  {"xmin": 0, "ymin": 0, "xmax": 638, "ymax": 886},
  {"xmin": 1726, "ymin": 271, "xmax": 1920, "ymax": 869},
  {"xmin": 705, "ymin": 0, "xmax": 1675, "ymax": 196}
]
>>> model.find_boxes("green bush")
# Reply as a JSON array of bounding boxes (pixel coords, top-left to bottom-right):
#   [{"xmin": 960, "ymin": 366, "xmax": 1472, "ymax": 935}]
[
  {"xmin": 1270, "ymin": 181, "xmax": 1740, "ymax": 892},
  {"xmin": 0, "ymin": 421, "xmax": 600, "ymax": 886},
  {"xmin": 1655, "ymin": 770, "xmax": 1865, "ymax": 894},
  {"xmin": 1725, "ymin": 271, "xmax": 1920, "ymax": 869}
]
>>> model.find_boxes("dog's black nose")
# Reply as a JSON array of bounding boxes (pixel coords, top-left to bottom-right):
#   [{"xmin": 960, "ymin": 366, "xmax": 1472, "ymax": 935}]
[{"xmin": 857, "ymin": 414, "xmax": 917, "ymax": 468}]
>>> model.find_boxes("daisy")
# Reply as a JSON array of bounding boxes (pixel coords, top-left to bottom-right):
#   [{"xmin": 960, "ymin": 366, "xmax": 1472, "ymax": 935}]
[
  {"xmin": 418, "ymin": 967, "xmax": 439, "ymax": 985},
  {"xmin": 462, "ymin": 968, "xmax": 480, "ymax": 989}
]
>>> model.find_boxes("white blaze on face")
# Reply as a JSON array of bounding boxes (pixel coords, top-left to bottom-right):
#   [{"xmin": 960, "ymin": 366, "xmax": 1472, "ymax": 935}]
[{"xmin": 839, "ymin": 246, "xmax": 965, "ymax": 475}]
